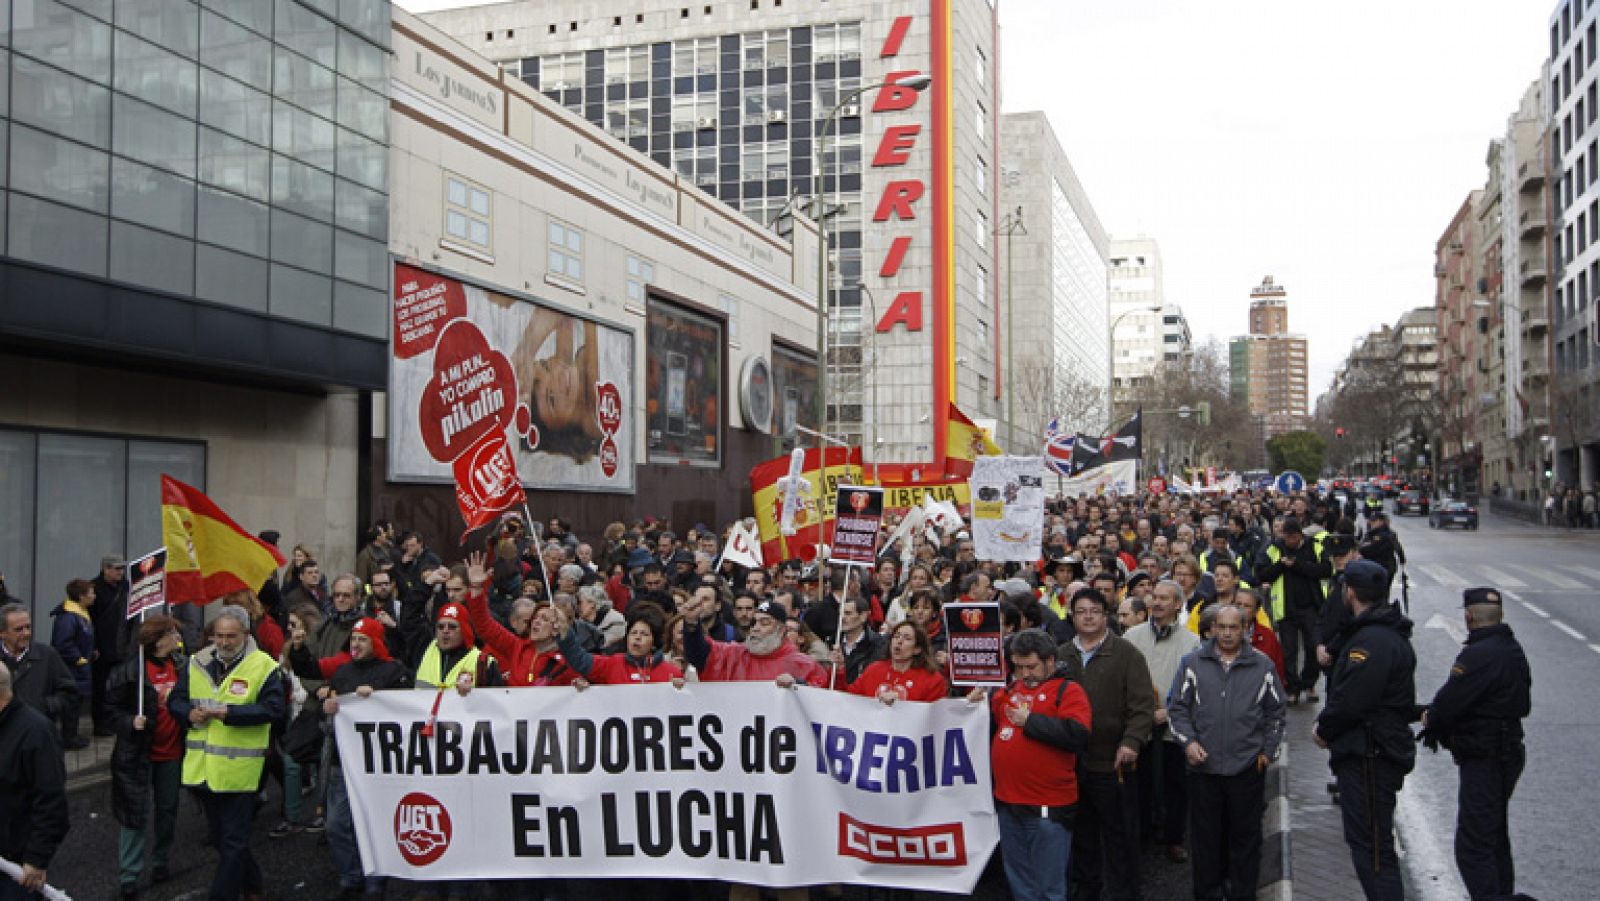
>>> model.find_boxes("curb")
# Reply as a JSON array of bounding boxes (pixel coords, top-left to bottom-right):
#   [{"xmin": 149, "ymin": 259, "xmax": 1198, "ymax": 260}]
[{"xmin": 1257, "ymin": 742, "xmax": 1292, "ymax": 901}]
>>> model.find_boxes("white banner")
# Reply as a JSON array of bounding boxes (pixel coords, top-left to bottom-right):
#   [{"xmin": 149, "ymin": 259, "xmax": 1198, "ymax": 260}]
[
  {"xmin": 332, "ymin": 684, "xmax": 997, "ymax": 891},
  {"xmin": 968, "ymin": 456, "xmax": 1045, "ymax": 562},
  {"xmin": 1055, "ymin": 459, "xmax": 1139, "ymax": 497}
]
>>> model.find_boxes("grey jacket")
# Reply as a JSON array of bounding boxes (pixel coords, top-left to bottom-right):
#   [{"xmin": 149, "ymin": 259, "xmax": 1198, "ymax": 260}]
[{"xmin": 1166, "ymin": 640, "xmax": 1286, "ymax": 776}]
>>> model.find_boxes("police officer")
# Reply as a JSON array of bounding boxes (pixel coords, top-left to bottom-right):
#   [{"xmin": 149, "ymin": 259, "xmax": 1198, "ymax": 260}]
[
  {"xmin": 1358, "ymin": 510, "xmax": 1406, "ymax": 591},
  {"xmin": 1420, "ymin": 587, "xmax": 1533, "ymax": 901},
  {"xmin": 1313, "ymin": 560, "xmax": 1416, "ymax": 901}
]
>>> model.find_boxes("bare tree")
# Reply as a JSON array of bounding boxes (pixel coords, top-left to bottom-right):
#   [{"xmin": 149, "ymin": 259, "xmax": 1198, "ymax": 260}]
[
  {"xmin": 1009, "ymin": 359, "xmax": 1108, "ymax": 453},
  {"xmin": 1125, "ymin": 339, "xmax": 1261, "ymax": 472}
]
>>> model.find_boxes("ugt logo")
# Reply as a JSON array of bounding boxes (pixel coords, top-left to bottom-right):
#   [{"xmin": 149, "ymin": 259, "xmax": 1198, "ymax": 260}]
[{"xmin": 394, "ymin": 792, "xmax": 452, "ymax": 866}]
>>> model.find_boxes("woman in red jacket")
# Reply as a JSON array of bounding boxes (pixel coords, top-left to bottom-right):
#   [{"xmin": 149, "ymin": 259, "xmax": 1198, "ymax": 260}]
[
  {"xmin": 847, "ymin": 621, "xmax": 948, "ymax": 704},
  {"xmin": 558, "ymin": 607, "xmax": 683, "ymax": 686},
  {"xmin": 464, "ymin": 553, "xmax": 578, "ymax": 687}
]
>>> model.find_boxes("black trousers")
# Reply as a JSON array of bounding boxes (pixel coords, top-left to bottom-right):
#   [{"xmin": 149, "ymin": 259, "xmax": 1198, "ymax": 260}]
[
  {"xmin": 1188, "ymin": 766, "xmax": 1265, "ymax": 901},
  {"xmin": 1277, "ymin": 606, "xmax": 1320, "ymax": 695},
  {"xmin": 1069, "ymin": 768, "xmax": 1141, "ymax": 901},
  {"xmin": 1136, "ymin": 737, "xmax": 1186, "ymax": 845},
  {"xmin": 90, "ymin": 653, "xmax": 115, "ymax": 730},
  {"xmin": 1332, "ymin": 756, "xmax": 1405, "ymax": 901},
  {"xmin": 199, "ymin": 788, "xmax": 262, "ymax": 901},
  {"xmin": 1456, "ymin": 744, "xmax": 1525, "ymax": 900}
]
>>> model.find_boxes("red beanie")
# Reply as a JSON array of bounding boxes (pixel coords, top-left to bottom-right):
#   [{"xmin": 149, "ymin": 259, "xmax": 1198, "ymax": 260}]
[
  {"xmin": 436, "ymin": 603, "xmax": 476, "ymax": 648},
  {"xmin": 351, "ymin": 617, "xmax": 391, "ymax": 662}
]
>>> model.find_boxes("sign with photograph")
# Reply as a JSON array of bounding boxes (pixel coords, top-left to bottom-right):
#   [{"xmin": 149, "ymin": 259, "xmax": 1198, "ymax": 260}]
[
  {"xmin": 828, "ymin": 485, "xmax": 884, "ymax": 567},
  {"xmin": 968, "ymin": 456, "xmax": 1045, "ymax": 562},
  {"xmin": 943, "ymin": 602, "xmax": 1005, "ymax": 687},
  {"xmin": 389, "ymin": 263, "xmax": 636, "ymax": 493},
  {"xmin": 646, "ymin": 297, "xmax": 722, "ymax": 467}
]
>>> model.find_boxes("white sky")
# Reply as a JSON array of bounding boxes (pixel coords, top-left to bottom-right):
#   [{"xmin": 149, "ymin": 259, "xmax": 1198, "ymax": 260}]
[{"xmin": 398, "ymin": 0, "xmax": 1549, "ymax": 399}]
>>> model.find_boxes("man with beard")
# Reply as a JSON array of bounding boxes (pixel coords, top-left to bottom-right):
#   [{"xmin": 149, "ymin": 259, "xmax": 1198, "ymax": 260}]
[{"xmin": 682, "ymin": 597, "xmax": 827, "ymax": 688}]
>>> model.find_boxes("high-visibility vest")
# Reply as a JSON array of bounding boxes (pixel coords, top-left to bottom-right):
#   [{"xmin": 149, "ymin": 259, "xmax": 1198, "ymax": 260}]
[
  {"xmin": 181, "ymin": 650, "xmax": 276, "ymax": 792},
  {"xmin": 1265, "ymin": 533, "xmax": 1326, "ymax": 622},
  {"xmin": 416, "ymin": 644, "xmax": 481, "ymax": 690}
]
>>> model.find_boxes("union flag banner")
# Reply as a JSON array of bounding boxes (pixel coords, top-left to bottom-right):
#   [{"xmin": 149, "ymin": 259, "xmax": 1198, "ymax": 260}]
[
  {"xmin": 452, "ymin": 429, "xmax": 526, "ymax": 543},
  {"xmin": 161, "ymin": 476, "xmax": 287, "ymax": 604},
  {"xmin": 944, "ymin": 403, "xmax": 1001, "ymax": 477},
  {"xmin": 750, "ymin": 447, "xmax": 862, "ymax": 563}
]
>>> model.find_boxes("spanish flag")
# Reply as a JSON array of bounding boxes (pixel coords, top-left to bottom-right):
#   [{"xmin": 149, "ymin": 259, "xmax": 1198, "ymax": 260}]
[
  {"xmin": 749, "ymin": 447, "xmax": 862, "ymax": 564},
  {"xmin": 944, "ymin": 403, "xmax": 1001, "ymax": 477},
  {"xmin": 161, "ymin": 475, "xmax": 287, "ymax": 604}
]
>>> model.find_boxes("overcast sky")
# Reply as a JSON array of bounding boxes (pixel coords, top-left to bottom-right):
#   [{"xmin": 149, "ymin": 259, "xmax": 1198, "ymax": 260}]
[{"xmin": 398, "ymin": 0, "xmax": 1549, "ymax": 399}]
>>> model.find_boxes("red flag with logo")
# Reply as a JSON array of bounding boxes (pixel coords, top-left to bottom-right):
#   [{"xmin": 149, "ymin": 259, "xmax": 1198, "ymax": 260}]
[{"xmin": 452, "ymin": 430, "xmax": 526, "ymax": 543}]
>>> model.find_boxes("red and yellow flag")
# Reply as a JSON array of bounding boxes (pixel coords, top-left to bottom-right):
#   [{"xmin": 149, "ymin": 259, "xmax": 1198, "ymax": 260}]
[
  {"xmin": 944, "ymin": 403, "xmax": 1001, "ymax": 477},
  {"xmin": 161, "ymin": 475, "xmax": 287, "ymax": 604},
  {"xmin": 749, "ymin": 447, "xmax": 862, "ymax": 564}
]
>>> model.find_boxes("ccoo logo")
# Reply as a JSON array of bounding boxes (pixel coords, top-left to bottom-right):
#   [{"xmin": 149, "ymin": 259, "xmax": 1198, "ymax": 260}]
[{"xmin": 394, "ymin": 792, "xmax": 452, "ymax": 866}]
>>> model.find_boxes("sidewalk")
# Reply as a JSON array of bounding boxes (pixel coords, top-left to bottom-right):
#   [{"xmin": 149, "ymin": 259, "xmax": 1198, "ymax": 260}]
[
  {"xmin": 1281, "ymin": 703, "xmax": 1362, "ymax": 901},
  {"xmin": 62, "ymin": 722, "xmax": 116, "ymax": 791}
]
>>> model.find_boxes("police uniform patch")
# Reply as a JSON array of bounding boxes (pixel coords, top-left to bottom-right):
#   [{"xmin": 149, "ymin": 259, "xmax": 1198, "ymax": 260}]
[
  {"xmin": 1450, "ymin": 664, "xmax": 1465, "ymax": 677},
  {"xmin": 1347, "ymin": 648, "xmax": 1369, "ymax": 664}
]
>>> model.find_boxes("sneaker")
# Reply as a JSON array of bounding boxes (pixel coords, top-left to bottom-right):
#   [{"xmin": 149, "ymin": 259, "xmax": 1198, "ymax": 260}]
[
  {"xmin": 269, "ymin": 820, "xmax": 302, "ymax": 838},
  {"xmin": 304, "ymin": 815, "xmax": 327, "ymax": 833}
]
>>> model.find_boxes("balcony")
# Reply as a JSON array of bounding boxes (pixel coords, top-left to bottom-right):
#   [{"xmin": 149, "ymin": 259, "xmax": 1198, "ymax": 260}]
[
  {"xmin": 1518, "ymin": 206, "xmax": 1546, "ymax": 238},
  {"xmin": 1524, "ymin": 357, "xmax": 1550, "ymax": 382},
  {"xmin": 1517, "ymin": 161, "xmax": 1545, "ymax": 193},
  {"xmin": 1519, "ymin": 257, "xmax": 1548, "ymax": 287},
  {"xmin": 1521, "ymin": 311, "xmax": 1549, "ymax": 336}
]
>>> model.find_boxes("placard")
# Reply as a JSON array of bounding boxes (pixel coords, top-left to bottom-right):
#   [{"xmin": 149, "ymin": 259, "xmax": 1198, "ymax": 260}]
[
  {"xmin": 828, "ymin": 485, "xmax": 884, "ymax": 567},
  {"xmin": 943, "ymin": 603, "xmax": 1005, "ymax": 687},
  {"xmin": 126, "ymin": 549, "xmax": 167, "ymax": 619}
]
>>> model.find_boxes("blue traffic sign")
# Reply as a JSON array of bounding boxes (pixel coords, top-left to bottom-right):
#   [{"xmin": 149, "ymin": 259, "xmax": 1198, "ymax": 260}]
[{"xmin": 1275, "ymin": 470, "xmax": 1306, "ymax": 493}]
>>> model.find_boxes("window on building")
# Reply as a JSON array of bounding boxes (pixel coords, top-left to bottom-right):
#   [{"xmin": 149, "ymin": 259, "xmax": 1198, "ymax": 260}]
[
  {"xmin": 815, "ymin": 77, "xmax": 863, "ymax": 115},
  {"xmin": 743, "ymin": 30, "xmax": 789, "ymax": 69},
  {"xmin": 626, "ymin": 254, "xmax": 654, "ymax": 304},
  {"xmin": 812, "ymin": 22, "xmax": 862, "ymax": 63},
  {"xmin": 675, "ymin": 145, "xmax": 717, "ymax": 185},
  {"xmin": 673, "ymin": 36, "xmax": 718, "ymax": 76},
  {"xmin": 604, "ymin": 45, "xmax": 648, "ymax": 84},
  {"xmin": 547, "ymin": 218, "xmax": 583, "ymax": 283},
  {"xmin": 671, "ymin": 94, "xmax": 717, "ymax": 131},
  {"xmin": 975, "ymin": 44, "xmax": 987, "ymax": 87},
  {"xmin": 741, "ymin": 141, "xmax": 788, "ymax": 181},
  {"xmin": 605, "ymin": 98, "xmax": 650, "ymax": 140},
  {"xmin": 974, "ymin": 210, "xmax": 986, "ymax": 250},
  {"xmin": 976, "ymin": 155, "xmax": 987, "ymax": 196},
  {"xmin": 820, "ymin": 134, "xmax": 861, "ymax": 175},
  {"xmin": 444, "ymin": 173, "xmax": 491, "ymax": 254},
  {"xmin": 976, "ymin": 263, "xmax": 988, "ymax": 309},
  {"xmin": 745, "ymin": 85, "xmax": 789, "ymax": 124},
  {"xmin": 540, "ymin": 52, "xmax": 584, "ymax": 90}
]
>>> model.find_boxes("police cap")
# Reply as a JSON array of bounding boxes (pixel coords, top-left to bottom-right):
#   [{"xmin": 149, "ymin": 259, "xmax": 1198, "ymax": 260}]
[
  {"xmin": 1342, "ymin": 559, "xmax": 1389, "ymax": 593},
  {"xmin": 1462, "ymin": 586, "xmax": 1502, "ymax": 608},
  {"xmin": 1323, "ymin": 534, "xmax": 1358, "ymax": 557}
]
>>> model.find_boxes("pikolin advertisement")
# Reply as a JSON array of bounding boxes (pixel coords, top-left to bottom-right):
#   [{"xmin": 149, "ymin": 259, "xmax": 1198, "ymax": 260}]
[{"xmin": 389, "ymin": 263, "xmax": 635, "ymax": 493}]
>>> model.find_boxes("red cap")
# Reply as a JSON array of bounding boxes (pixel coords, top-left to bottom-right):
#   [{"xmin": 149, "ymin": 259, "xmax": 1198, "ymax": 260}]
[
  {"xmin": 351, "ymin": 617, "xmax": 391, "ymax": 662},
  {"xmin": 436, "ymin": 603, "xmax": 476, "ymax": 648}
]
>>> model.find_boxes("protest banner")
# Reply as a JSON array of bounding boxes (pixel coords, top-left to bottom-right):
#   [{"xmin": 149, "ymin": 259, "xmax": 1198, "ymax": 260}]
[
  {"xmin": 332, "ymin": 683, "xmax": 997, "ymax": 891},
  {"xmin": 452, "ymin": 429, "xmax": 527, "ymax": 542},
  {"xmin": 1056, "ymin": 459, "xmax": 1139, "ymax": 497},
  {"xmin": 942, "ymin": 603, "xmax": 1005, "ymax": 687},
  {"xmin": 750, "ymin": 447, "xmax": 863, "ymax": 563},
  {"xmin": 967, "ymin": 456, "xmax": 1044, "ymax": 562},
  {"xmin": 829, "ymin": 486, "xmax": 884, "ymax": 567},
  {"xmin": 879, "ymin": 479, "xmax": 970, "ymax": 515},
  {"xmin": 126, "ymin": 549, "xmax": 167, "ymax": 620}
]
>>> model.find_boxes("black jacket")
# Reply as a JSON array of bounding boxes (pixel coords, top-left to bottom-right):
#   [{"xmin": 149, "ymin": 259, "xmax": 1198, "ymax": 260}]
[
  {"xmin": 1254, "ymin": 537, "xmax": 1330, "ymax": 614},
  {"xmin": 1316, "ymin": 603, "xmax": 1417, "ymax": 770},
  {"xmin": 836, "ymin": 627, "xmax": 886, "ymax": 686},
  {"xmin": 0, "ymin": 696, "xmax": 69, "ymax": 869},
  {"xmin": 298, "ymin": 654, "xmax": 411, "ymax": 767},
  {"xmin": 1316, "ymin": 571, "xmax": 1353, "ymax": 652},
  {"xmin": 105, "ymin": 652, "xmax": 186, "ymax": 829},
  {"xmin": 1358, "ymin": 525, "xmax": 1406, "ymax": 576},
  {"xmin": 91, "ymin": 573, "xmax": 130, "ymax": 662},
  {"xmin": 0, "ymin": 642, "xmax": 78, "ymax": 719},
  {"xmin": 1423, "ymin": 623, "xmax": 1531, "ymax": 759}
]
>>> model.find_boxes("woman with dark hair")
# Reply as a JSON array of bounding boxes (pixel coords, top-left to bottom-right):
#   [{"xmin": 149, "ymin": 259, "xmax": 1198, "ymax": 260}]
[
  {"xmin": 106, "ymin": 614, "xmax": 185, "ymax": 897},
  {"xmin": 864, "ymin": 558, "xmax": 899, "ymax": 627},
  {"xmin": 883, "ymin": 563, "xmax": 934, "ymax": 628},
  {"xmin": 847, "ymin": 621, "xmax": 947, "ymax": 704},
  {"xmin": 512, "ymin": 305, "xmax": 603, "ymax": 462},
  {"xmin": 559, "ymin": 607, "xmax": 683, "ymax": 686},
  {"xmin": 906, "ymin": 589, "xmax": 948, "ymax": 668}
]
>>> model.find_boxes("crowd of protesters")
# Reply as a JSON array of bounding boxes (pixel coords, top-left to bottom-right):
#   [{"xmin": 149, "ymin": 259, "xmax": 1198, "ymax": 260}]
[{"xmin": 0, "ymin": 482, "xmax": 1480, "ymax": 901}]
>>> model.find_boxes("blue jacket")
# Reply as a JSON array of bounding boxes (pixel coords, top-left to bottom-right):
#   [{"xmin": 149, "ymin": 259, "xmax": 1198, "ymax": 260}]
[{"xmin": 50, "ymin": 599, "xmax": 95, "ymax": 692}]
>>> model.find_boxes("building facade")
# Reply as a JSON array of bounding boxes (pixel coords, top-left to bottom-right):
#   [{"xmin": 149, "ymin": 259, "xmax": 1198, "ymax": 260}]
[
  {"xmin": 998, "ymin": 111, "xmax": 1109, "ymax": 452},
  {"xmin": 1547, "ymin": 1, "xmax": 1599, "ymax": 489},
  {"xmin": 0, "ymin": 0, "xmax": 393, "ymax": 626},
  {"xmin": 381, "ymin": 8, "xmax": 822, "ymax": 540},
  {"xmin": 420, "ymin": 0, "xmax": 1003, "ymax": 473},
  {"xmin": 1502, "ymin": 77, "xmax": 1554, "ymax": 502},
  {"xmin": 1108, "ymin": 236, "xmax": 1192, "ymax": 415},
  {"xmin": 1228, "ymin": 275, "xmax": 1308, "ymax": 446},
  {"xmin": 1436, "ymin": 192, "xmax": 1485, "ymax": 498}
]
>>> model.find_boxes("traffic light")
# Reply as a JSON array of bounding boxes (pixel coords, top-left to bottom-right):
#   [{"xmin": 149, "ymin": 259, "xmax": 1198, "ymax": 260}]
[{"xmin": 1336, "ymin": 427, "xmax": 1345, "ymax": 439}]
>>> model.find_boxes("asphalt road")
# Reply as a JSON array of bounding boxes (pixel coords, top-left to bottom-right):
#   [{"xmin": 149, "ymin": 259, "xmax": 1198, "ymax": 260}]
[{"xmin": 1385, "ymin": 507, "xmax": 1600, "ymax": 901}]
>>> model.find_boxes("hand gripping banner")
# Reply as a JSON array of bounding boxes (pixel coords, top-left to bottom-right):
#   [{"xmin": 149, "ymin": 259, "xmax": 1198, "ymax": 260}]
[{"xmin": 333, "ymin": 683, "xmax": 997, "ymax": 891}]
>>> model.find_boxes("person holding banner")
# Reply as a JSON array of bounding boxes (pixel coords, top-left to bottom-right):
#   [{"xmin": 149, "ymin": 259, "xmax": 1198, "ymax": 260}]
[
  {"xmin": 845, "ymin": 622, "xmax": 945, "ymax": 704},
  {"xmin": 106, "ymin": 615, "xmax": 184, "ymax": 898},
  {"xmin": 682, "ymin": 598, "xmax": 827, "ymax": 688},
  {"xmin": 464, "ymin": 554, "xmax": 579, "ymax": 688},
  {"xmin": 558, "ymin": 606, "xmax": 683, "ymax": 686},
  {"xmin": 974, "ymin": 628, "xmax": 1092, "ymax": 901},
  {"xmin": 829, "ymin": 598, "xmax": 885, "ymax": 687}
]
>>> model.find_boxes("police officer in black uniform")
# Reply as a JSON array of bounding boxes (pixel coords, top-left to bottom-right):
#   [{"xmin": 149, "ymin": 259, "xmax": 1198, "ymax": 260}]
[
  {"xmin": 1359, "ymin": 510, "xmax": 1406, "ymax": 592},
  {"xmin": 1420, "ymin": 587, "xmax": 1533, "ymax": 901},
  {"xmin": 1313, "ymin": 559, "xmax": 1416, "ymax": 901}
]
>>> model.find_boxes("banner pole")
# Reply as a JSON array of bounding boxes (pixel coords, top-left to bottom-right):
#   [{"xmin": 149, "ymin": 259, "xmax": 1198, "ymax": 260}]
[
  {"xmin": 523, "ymin": 501, "xmax": 553, "ymax": 602},
  {"xmin": 828, "ymin": 563, "xmax": 853, "ymax": 691}
]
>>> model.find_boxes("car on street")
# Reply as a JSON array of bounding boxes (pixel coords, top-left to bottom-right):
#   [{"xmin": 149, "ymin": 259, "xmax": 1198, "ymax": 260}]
[
  {"xmin": 1394, "ymin": 490, "xmax": 1430, "ymax": 516},
  {"xmin": 1429, "ymin": 500, "xmax": 1479, "ymax": 530}
]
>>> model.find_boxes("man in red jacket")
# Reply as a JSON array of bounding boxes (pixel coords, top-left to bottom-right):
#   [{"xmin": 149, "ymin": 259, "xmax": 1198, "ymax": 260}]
[
  {"xmin": 1237, "ymin": 589, "xmax": 1285, "ymax": 679},
  {"xmin": 974, "ymin": 629, "xmax": 1092, "ymax": 901},
  {"xmin": 681, "ymin": 598, "xmax": 827, "ymax": 687}
]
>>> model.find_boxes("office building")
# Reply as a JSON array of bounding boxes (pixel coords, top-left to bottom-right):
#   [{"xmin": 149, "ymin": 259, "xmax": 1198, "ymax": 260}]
[
  {"xmin": 1109, "ymin": 236, "xmax": 1191, "ymax": 413},
  {"xmin": 1228, "ymin": 275, "xmax": 1309, "ymax": 444}
]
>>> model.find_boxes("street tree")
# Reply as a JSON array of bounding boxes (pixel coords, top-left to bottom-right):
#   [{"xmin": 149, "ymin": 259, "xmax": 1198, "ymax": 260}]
[{"xmin": 1267, "ymin": 430, "xmax": 1326, "ymax": 477}]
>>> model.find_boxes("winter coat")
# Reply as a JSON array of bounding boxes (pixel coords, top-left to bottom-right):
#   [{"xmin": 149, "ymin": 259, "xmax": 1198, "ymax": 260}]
[
  {"xmin": 91, "ymin": 573, "xmax": 129, "ymax": 662},
  {"xmin": 106, "ymin": 652, "xmax": 186, "ymax": 829},
  {"xmin": 1315, "ymin": 603, "xmax": 1417, "ymax": 770},
  {"xmin": 1057, "ymin": 632, "xmax": 1156, "ymax": 774},
  {"xmin": 557, "ymin": 629, "xmax": 682, "ymax": 685},
  {"xmin": 0, "ymin": 697, "xmax": 69, "ymax": 870},
  {"xmin": 322, "ymin": 654, "xmax": 411, "ymax": 766},
  {"xmin": 50, "ymin": 598, "xmax": 95, "ymax": 693},
  {"xmin": 0, "ymin": 642, "xmax": 78, "ymax": 719},
  {"xmin": 1167, "ymin": 640, "xmax": 1286, "ymax": 776},
  {"xmin": 1123, "ymin": 620, "xmax": 1200, "ymax": 744},
  {"xmin": 683, "ymin": 622, "xmax": 830, "ymax": 687},
  {"xmin": 836, "ymin": 627, "xmax": 887, "ymax": 686}
]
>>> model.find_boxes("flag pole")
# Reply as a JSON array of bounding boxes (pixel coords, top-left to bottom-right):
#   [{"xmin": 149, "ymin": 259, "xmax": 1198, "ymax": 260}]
[{"xmin": 522, "ymin": 501, "xmax": 553, "ymax": 602}]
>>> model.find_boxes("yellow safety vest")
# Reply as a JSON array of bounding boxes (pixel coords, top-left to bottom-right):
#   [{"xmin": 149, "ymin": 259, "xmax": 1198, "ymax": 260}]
[
  {"xmin": 181, "ymin": 650, "xmax": 276, "ymax": 792},
  {"xmin": 416, "ymin": 644, "xmax": 481, "ymax": 690},
  {"xmin": 1265, "ymin": 533, "xmax": 1326, "ymax": 623}
]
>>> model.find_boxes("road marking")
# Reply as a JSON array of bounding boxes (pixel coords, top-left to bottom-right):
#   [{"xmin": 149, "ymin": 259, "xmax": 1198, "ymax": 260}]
[
  {"xmin": 1415, "ymin": 563, "xmax": 1467, "ymax": 589},
  {"xmin": 1505, "ymin": 564, "xmax": 1584, "ymax": 590},
  {"xmin": 1480, "ymin": 566, "xmax": 1526, "ymax": 588},
  {"xmin": 1590, "ymin": 643, "xmax": 1600, "ymax": 656},
  {"xmin": 1425, "ymin": 613, "xmax": 1468, "ymax": 644},
  {"xmin": 1518, "ymin": 599, "xmax": 1551, "ymax": 618},
  {"xmin": 1550, "ymin": 619, "xmax": 1587, "ymax": 642},
  {"xmin": 1396, "ymin": 781, "xmax": 1468, "ymax": 901},
  {"xmin": 1558, "ymin": 564, "xmax": 1600, "ymax": 584}
]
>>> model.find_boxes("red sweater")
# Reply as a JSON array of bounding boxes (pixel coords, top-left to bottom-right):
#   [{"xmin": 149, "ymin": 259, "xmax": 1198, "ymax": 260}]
[
  {"xmin": 586, "ymin": 653, "xmax": 683, "ymax": 685},
  {"xmin": 466, "ymin": 587, "xmax": 578, "ymax": 687},
  {"xmin": 1252, "ymin": 624, "xmax": 1286, "ymax": 680},
  {"xmin": 848, "ymin": 660, "xmax": 948, "ymax": 703},
  {"xmin": 989, "ymin": 674, "xmax": 1092, "ymax": 806}
]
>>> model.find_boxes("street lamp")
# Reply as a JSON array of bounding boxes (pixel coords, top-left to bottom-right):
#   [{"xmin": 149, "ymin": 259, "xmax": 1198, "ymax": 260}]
[
  {"xmin": 814, "ymin": 73, "xmax": 931, "ymax": 462},
  {"xmin": 1107, "ymin": 304, "xmax": 1164, "ymax": 429}
]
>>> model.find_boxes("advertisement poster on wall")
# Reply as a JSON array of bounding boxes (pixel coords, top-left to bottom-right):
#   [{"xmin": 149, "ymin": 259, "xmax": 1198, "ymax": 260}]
[
  {"xmin": 770, "ymin": 342, "xmax": 818, "ymax": 453},
  {"xmin": 645, "ymin": 297, "xmax": 721, "ymax": 467},
  {"xmin": 389, "ymin": 262, "xmax": 635, "ymax": 494}
]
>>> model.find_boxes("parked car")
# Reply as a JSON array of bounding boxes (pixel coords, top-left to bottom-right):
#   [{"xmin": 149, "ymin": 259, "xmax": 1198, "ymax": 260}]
[
  {"xmin": 1429, "ymin": 500, "xmax": 1479, "ymax": 530},
  {"xmin": 1394, "ymin": 490, "xmax": 1429, "ymax": 516}
]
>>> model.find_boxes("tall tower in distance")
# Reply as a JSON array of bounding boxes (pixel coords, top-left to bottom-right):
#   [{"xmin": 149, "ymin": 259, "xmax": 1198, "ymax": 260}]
[{"xmin": 1230, "ymin": 275, "xmax": 1309, "ymax": 450}]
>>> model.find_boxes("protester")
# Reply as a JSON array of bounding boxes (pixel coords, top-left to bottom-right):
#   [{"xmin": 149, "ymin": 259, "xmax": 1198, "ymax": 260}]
[
  {"xmin": 1167, "ymin": 605, "xmax": 1286, "ymax": 900},
  {"xmin": 0, "ymin": 603, "xmax": 77, "ymax": 726},
  {"xmin": 89, "ymin": 555, "xmax": 129, "ymax": 738},
  {"xmin": 559, "ymin": 606, "xmax": 683, "ymax": 685},
  {"xmin": 50, "ymin": 579, "xmax": 96, "ymax": 749},
  {"xmin": 683, "ymin": 597, "xmax": 828, "ymax": 688},
  {"xmin": 830, "ymin": 597, "xmax": 887, "ymax": 687},
  {"xmin": 1254, "ymin": 519, "xmax": 1329, "ymax": 705},
  {"xmin": 846, "ymin": 621, "xmax": 946, "ymax": 703},
  {"xmin": 464, "ymin": 553, "xmax": 579, "ymax": 687},
  {"xmin": 169, "ymin": 604, "xmax": 285, "ymax": 901},
  {"xmin": 106, "ymin": 615, "xmax": 185, "ymax": 899},
  {"xmin": 1123, "ymin": 579, "xmax": 1200, "ymax": 862}
]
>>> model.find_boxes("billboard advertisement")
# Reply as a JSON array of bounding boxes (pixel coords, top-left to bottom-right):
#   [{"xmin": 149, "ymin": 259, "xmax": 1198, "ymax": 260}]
[
  {"xmin": 389, "ymin": 262, "xmax": 635, "ymax": 493},
  {"xmin": 645, "ymin": 296, "xmax": 721, "ymax": 467}
]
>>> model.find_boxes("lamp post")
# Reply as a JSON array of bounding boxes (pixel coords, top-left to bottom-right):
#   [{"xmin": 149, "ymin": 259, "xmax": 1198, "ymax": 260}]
[
  {"xmin": 814, "ymin": 74, "xmax": 931, "ymax": 467},
  {"xmin": 1107, "ymin": 304, "xmax": 1164, "ymax": 429},
  {"xmin": 995, "ymin": 207, "xmax": 1026, "ymax": 451}
]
